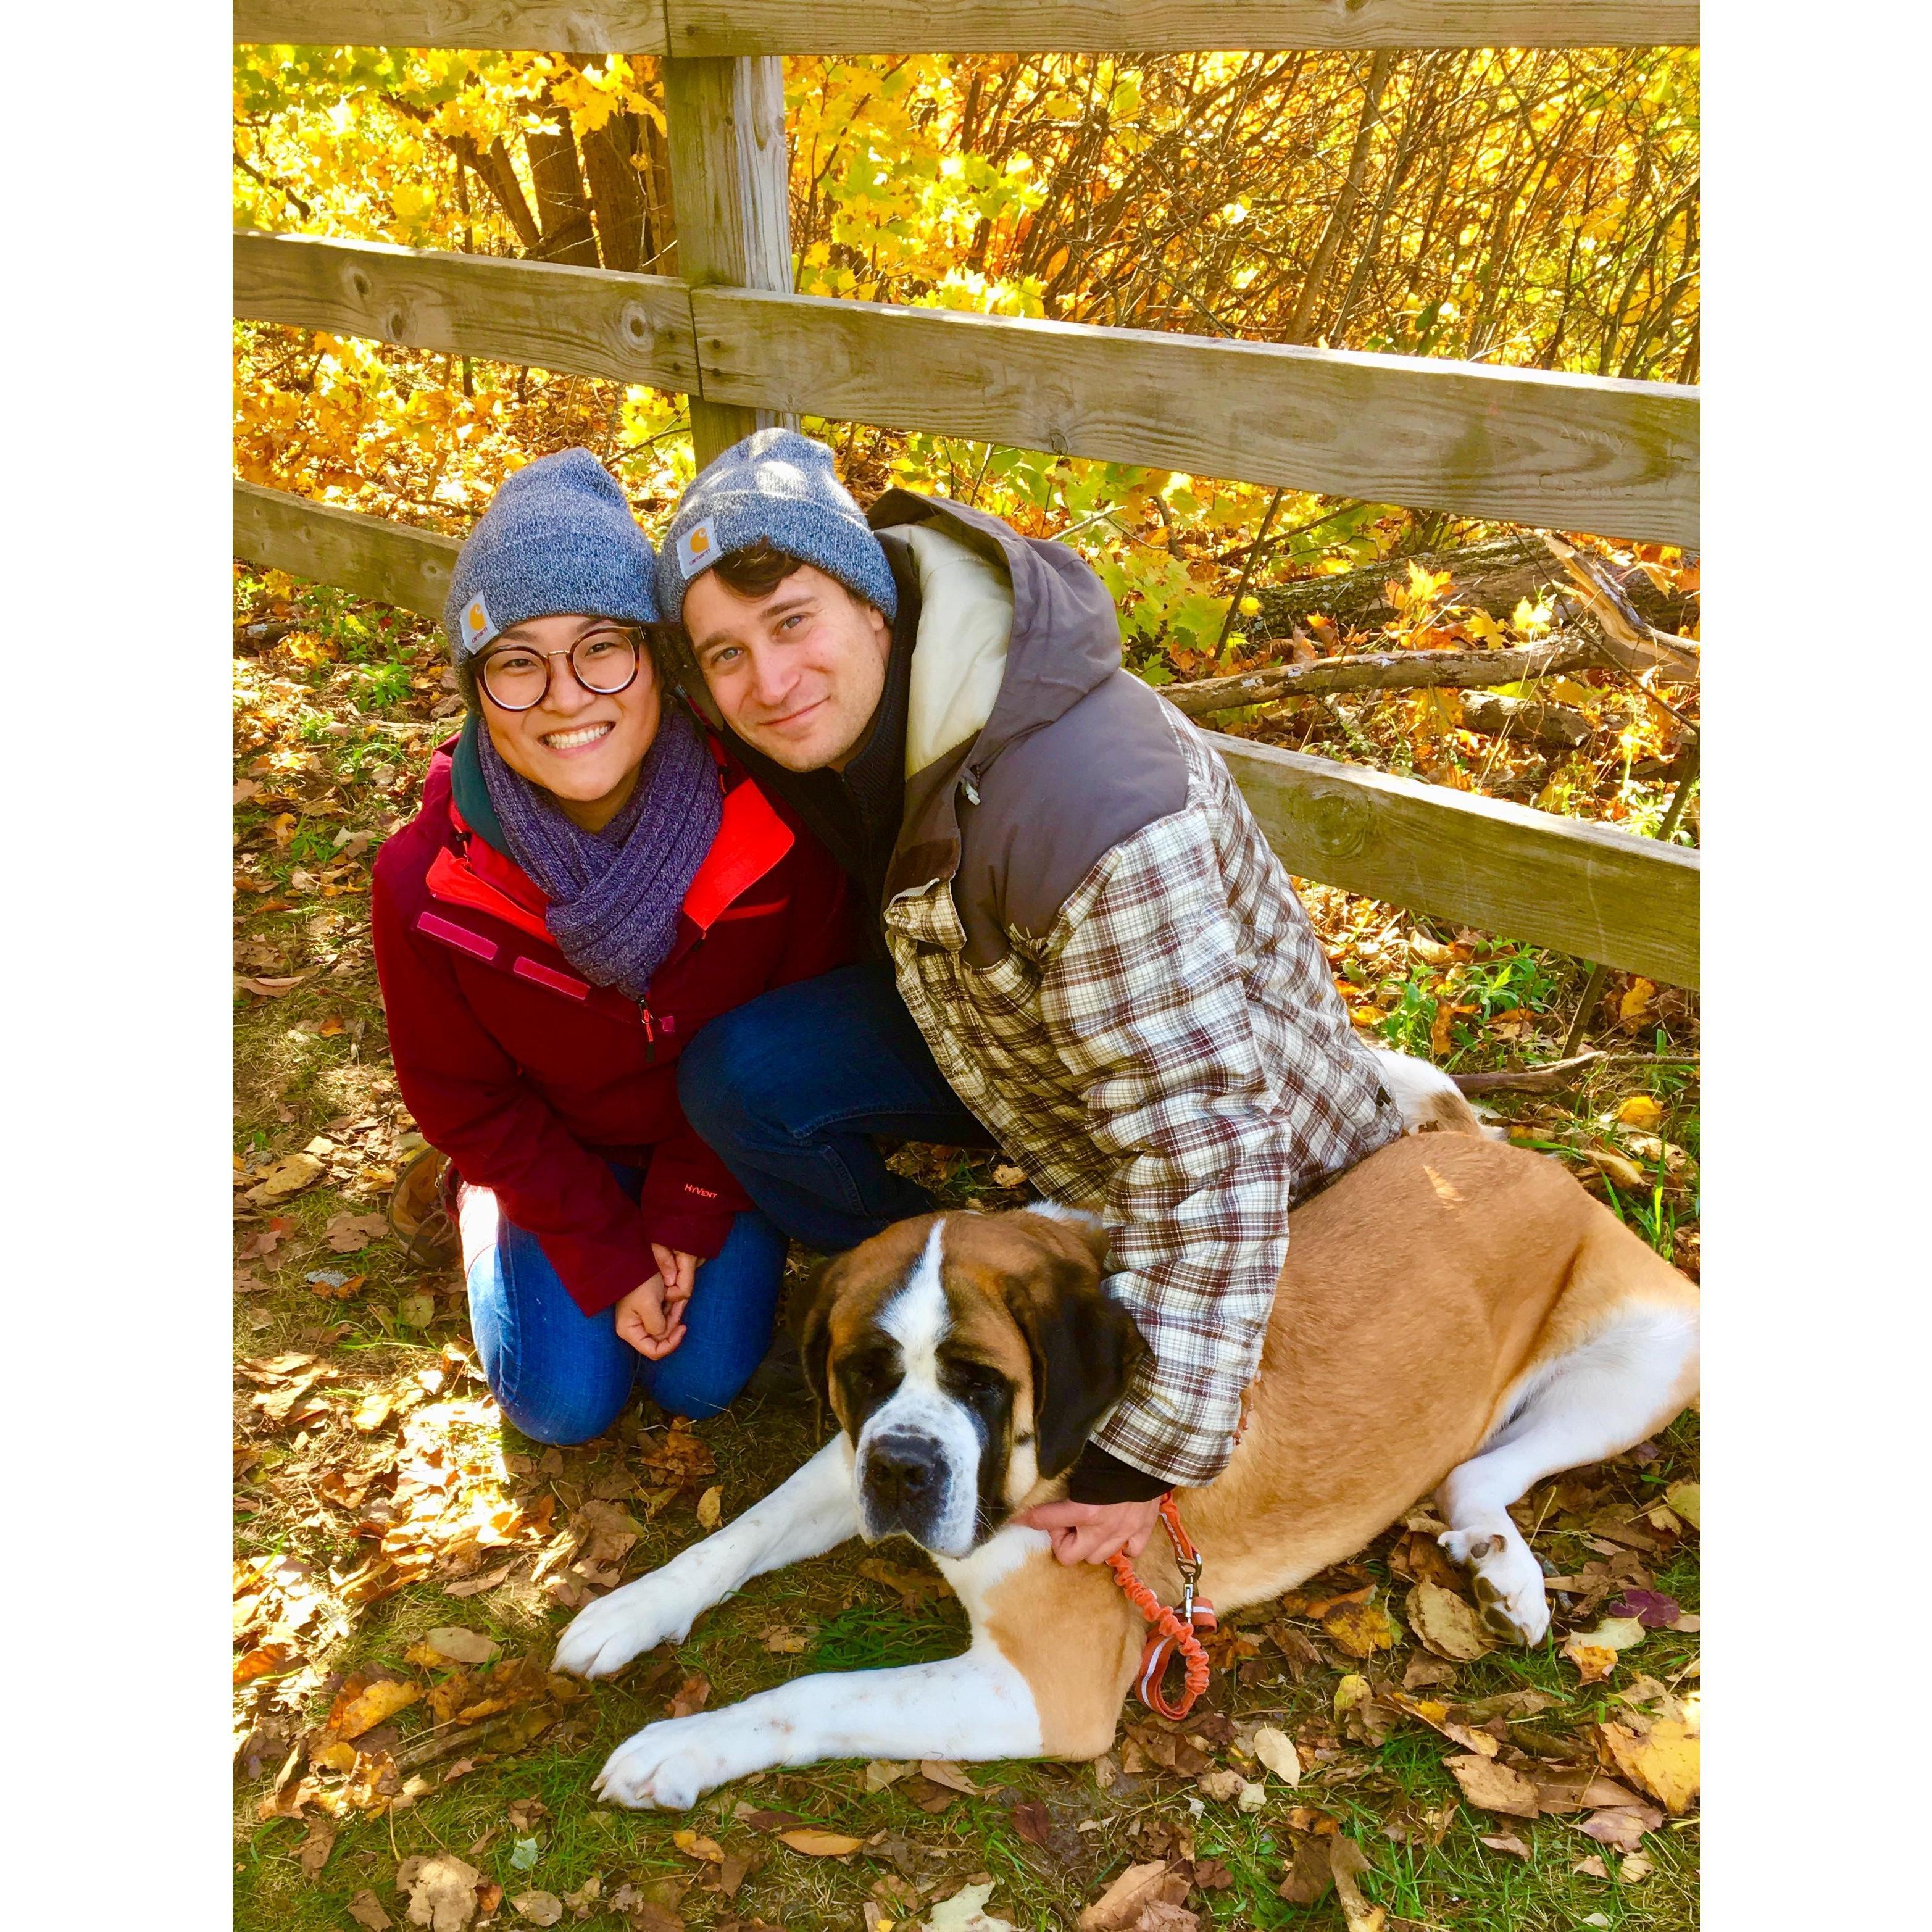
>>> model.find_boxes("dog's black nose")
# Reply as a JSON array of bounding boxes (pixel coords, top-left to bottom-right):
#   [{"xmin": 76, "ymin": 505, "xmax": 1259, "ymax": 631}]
[{"xmin": 865, "ymin": 1436, "xmax": 938, "ymax": 1511}]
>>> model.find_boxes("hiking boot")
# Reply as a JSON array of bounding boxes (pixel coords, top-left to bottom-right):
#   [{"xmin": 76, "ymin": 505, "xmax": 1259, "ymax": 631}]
[{"xmin": 389, "ymin": 1144, "xmax": 460, "ymax": 1272}]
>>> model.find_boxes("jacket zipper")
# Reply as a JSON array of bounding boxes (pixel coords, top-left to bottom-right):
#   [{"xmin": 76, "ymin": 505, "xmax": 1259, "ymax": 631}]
[{"xmin": 638, "ymin": 1004, "xmax": 677, "ymax": 1062}]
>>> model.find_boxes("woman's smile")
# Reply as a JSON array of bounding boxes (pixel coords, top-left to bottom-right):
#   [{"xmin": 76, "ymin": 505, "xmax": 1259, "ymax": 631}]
[{"xmin": 541, "ymin": 720, "xmax": 617, "ymax": 754}]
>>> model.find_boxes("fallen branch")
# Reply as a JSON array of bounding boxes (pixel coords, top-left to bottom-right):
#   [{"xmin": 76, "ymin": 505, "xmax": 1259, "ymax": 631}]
[
  {"xmin": 1162, "ymin": 639, "xmax": 1597, "ymax": 719},
  {"xmin": 1459, "ymin": 690, "xmax": 1591, "ymax": 750},
  {"xmin": 1451, "ymin": 1051, "xmax": 1603, "ymax": 1095},
  {"xmin": 1450, "ymin": 1051, "xmax": 1699, "ymax": 1097}
]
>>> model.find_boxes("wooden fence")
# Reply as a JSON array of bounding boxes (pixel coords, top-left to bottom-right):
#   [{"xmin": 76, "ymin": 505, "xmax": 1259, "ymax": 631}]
[{"xmin": 231, "ymin": 1, "xmax": 1700, "ymax": 989}]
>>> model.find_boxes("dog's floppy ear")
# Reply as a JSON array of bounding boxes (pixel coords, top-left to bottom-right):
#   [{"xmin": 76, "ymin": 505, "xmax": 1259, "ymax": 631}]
[
  {"xmin": 998, "ymin": 1209, "xmax": 1146, "ymax": 1480},
  {"xmin": 790, "ymin": 1255, "xmax": 846, "ymax": 1429}
]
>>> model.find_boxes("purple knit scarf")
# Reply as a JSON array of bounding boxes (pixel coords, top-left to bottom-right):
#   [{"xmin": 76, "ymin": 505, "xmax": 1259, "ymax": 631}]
[{"xmin": 477, "ymin": 701, "xmax": 722, "ymax": 1002}]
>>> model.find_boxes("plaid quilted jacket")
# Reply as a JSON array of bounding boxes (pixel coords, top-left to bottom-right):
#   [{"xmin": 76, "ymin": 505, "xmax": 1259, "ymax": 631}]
[{"xmin": 791, "ymin": 491, "xmax": 1402, "ymax": 1486}]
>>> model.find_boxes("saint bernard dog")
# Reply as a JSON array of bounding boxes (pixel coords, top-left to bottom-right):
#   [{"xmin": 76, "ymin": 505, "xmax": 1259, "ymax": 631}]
[{"xmin": 556, "ymin": 1072, "xmax": 1699, "ymax": 1809}]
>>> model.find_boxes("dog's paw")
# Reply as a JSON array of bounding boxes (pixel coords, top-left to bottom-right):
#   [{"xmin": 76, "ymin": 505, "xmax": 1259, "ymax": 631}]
[
  {"xmin": 1438, "ymin": 1523, "xmax": 1550, "ymax": 1646},
  {"xmin": 554, "ymin": 1571, "xmax": 700, "ymax": 1679},
  {"xmin": 592, "ymin": 1715, "xmax": 741, "ymax": 1810}
]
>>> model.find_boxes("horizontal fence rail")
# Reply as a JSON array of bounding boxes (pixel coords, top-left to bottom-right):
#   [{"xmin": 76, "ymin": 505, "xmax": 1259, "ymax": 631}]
[
  {"xmin": 1212, "ymin": 733, "xmax": 1697, "ymax": 988},
  {"xmin": 693, "ymin": 286, "xmax": 1697, "ymax": 545},
  {"xmin": 236, "ymin": 231, "xmax": 1699, "ymax": 544},
  {"xmin": 236, "ymin": 480, "xmax": 461, "ymax": 619},
  {"xmin": 233, "ymin": 2, "xmax": 1699, "ymax": 54},
  {"xmin": 235, "ymin": 231, "xmax": 697, "ymax": 389},
  {"xmin": 231, "ymin": 480, "xmax": 1699, "ymax": 986}
]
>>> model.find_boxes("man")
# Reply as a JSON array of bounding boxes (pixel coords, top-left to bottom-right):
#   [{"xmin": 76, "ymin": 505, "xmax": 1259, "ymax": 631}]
[{"xmin": 661, "ymin": 430, "xmax": 1403, "ymax": 1567}]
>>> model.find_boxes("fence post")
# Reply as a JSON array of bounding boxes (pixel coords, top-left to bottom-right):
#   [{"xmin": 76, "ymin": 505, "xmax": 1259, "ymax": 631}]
[{"xmin": 662, "ymin": 54, "xmax": 794, "ymax": 469}]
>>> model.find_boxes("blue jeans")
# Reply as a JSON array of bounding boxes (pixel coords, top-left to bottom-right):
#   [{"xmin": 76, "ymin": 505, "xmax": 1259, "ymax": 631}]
[
  {"xmin": 464, "ymin": 1163, "xmax": 788, "ymax": 1444},
  {"xmin": 677, "ymin": 962, "xmax": 997, "ymax": 1255}
]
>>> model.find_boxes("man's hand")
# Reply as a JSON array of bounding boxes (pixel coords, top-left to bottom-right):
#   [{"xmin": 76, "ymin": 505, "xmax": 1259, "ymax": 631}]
[
  {"xmin": 651, "ymin": 1242, "xmax": 699, "ymax": 1334},
  {"xmin": 614, "ymin": 1272, "xmax": 688, "ymax": 1361},
  {"xmin": 1013, "ymin": 1496, "xmax": 1163, "ymax": 1567}
]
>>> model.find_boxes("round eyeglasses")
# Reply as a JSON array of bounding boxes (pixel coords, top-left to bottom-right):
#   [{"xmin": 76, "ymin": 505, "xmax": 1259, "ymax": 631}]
[{"xmin": 477, "ymin": 627, "xmax": 644, "ymax": 712}]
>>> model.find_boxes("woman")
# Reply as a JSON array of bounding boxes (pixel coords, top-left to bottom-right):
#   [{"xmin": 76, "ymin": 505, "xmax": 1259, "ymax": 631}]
[{"xmin": 372, "ymin": 449, "xmax": 851, "ymax": 1443}]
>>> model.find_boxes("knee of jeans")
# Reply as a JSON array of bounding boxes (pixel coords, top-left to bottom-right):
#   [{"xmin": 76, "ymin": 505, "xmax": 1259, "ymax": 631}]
[
  {"xmin": 677, "ymin": 1007, "xmax": 765, "ymax": 1142},
  {"xmin": 493, "ymin": 1372, "xmax": 632, "ymax": 1448},
  {"xmin": 640, "ymin": 1356, "xmax": 752, "ymax": 1424}
]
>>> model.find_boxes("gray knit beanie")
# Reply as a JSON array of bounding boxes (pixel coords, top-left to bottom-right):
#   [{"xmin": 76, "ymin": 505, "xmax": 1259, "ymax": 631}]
[
  {"xmin": 657, "ymin": 428, "xmax": 897, "ymax": 626},
  {"xmin": 443, "ymin": 449, "xmax": 660, "ymax": 670}
]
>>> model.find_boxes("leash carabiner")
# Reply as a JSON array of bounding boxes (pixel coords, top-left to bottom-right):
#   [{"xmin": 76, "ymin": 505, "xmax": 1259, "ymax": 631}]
[{"xmin": 1109, "ymin": 1493, "xmax": 1217, "ymax": 1722}]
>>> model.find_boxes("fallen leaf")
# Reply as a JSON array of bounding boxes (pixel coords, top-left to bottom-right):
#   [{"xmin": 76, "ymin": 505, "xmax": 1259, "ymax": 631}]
[
  {"xmin": 295, "ymin": 1817, "xmax": 336, "ymax": 1876},
  {"xmin": 1616, "ymin": 1094, "xmax": 1663, "ymax": 1128},
  {"xmin": 639, "ymin": 1424, "xmax": 717, "ymax": 1484},
  {"xmin": 865, "ymin": 1759, "xmax": 917, "ymax": 1791},
  {"xmin": 760, "ymin": 1625, "xmax": 809, "ymax": 1653},
  {"xmin": 1479, "ymin": 1831, "xmax": 1531, "ymax": 1859},
  {"xmin": 1618, "ymin": 978, "xmax": 1657, "ymax": 1028},
  {"xmin": 399, "ymin": 1853, "xmax": 486, "ymax": 1931},
  {"xmin": 1322, "ymin": 1596, "xmax": 1399, "ymax": 1658},
  {"xmin": 1078, "ymin": 1862, "xmax": 1191, "ymax": 1932},
  {"xmin": 673, "ymin": 1830, "xmax": 725, "ymax": 1864},
  {"xmin": 1622, "ymin": 1852, "xmax": 1656, "ymax": 1882},
  {"xmin": 1196, "ymin": 1768, "xmax": 1244, "ymax": 1802},
  {"xmin": 1590, "ymin": 1148, "xmax": 1646, "ymax": 1192},
  {"xmin": 695, "ymin": 1485, "xmax": 723, "ymax": 1530},
  {"xmin": 234, "ymin": 1643, "xmax": 299, "ymax": 1686},
  {"xmin": 330, "ymin": 1676, "xmax": 423, "ymax": 1739},
  {"xmin": 777, "ymin": 1828, "xmax": 864, "ymax": 1857},
  {"xmin": 398, "ymin": 1291, "xmax": 437, "ymax": 1328},
  {"xmin": 1564, "ymin": 1643, "xmax": 1619, "ymax": 1685},
  {"xmin": 326, "ymin": 1210, "xmax": 391, "ymax": 1253},
  {"xmin": 918, "ymin": 1759, "xmax": 979, "ymax": 1794},
  {"xmin": 1406, "ymin": 1580, "xmax": 1494, "ymax": 1661},
  {"xmin": 926, "ymin": 1881, "xmax": 1017, "ymax": 1932},
  {"xmin": 1444, "ymin": 1753, "xmax": 1541, "ymax": 1819},
  {"xmin": 1578, "ymin": 1805, "xmax": 1663, "ymax": 1854},
  {"xmin": 1251, "ymin": 1725, "xmax": 1301, "ymax": 1784},
  {"xmin": 668, "ymin": 1673, "xmax": 711, "ymax": 1719},
  {"xmin": 991, "ymin": 1164, "xmax": 1028, "ymax": 1187},
  {"xmin": 245, "ymin": 1152, "xmax": 324, "ymax": 1203},
  {"xmin": 859, "ymin": 1557, "xmax": 953, "ymax": 1610},
  {"xmin": 422, "ymin": 1626, "xmax": 500, "ymax": 1665},
  {"xmin": 1572, "ymin": 1856, "xmax": 1610, "ymax": 1880},
  {"xmin": 1328, "ymin": 1836, "xmax": 1386, "ymax": 1932},
  {"xmin": 1665, "ymin": 1481, "xmax": 1701, "ymax": 1529},
  {"xmin": 1275, "ymin": 1834, "xmax": 1336, "ymax": 1906},
  {"xmin": 510, "ymin": 1893, "xmax": 563, "ymax": 1926},
  {"xmin": 1575, "ymin": 1615, "xmax": 1647, "ymax": 1650},
  {"xmin": 347, "ymin": 1892, "xmax": 395, "ymax": 1931},
  {"xmin": 1599, "ymin": 1712, "xmax": 1700, "ymax": 1813},
  {"xmin": 1607, "ymin": 1591, "xmax": 1681, "ymax": 1628}
]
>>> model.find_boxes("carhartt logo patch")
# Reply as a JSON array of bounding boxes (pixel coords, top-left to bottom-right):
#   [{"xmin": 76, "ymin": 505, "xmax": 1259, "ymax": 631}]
[
  {"xmin": 462, "ymin": 593, "xmax": 494, "ymax": 650},
  {"xmin": 678, "ymin": 518, "xmax": 717, "ymax": 579}
]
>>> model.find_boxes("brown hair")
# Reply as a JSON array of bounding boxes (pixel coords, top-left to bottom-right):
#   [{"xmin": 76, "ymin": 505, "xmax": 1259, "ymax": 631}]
[{"xmin": 712, "ymin": 539, "xmax": 807, "ymax": 600}]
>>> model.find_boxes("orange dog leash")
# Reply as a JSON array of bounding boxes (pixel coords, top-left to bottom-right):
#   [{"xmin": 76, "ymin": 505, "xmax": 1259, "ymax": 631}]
[{"xmin": 1107, "ymin": 1493, "xmax": 1216, "ymax": 1721}]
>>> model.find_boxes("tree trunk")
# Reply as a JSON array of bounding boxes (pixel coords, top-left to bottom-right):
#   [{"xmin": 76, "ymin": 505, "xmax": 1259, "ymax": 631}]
[
  {"xmin": 525, "ymin": 102, "xmax": 601, "ymax": 265},
  {"xmin": 1283, "ymin": 49, "xmax": 1396, "ymax": 345},
  {"xmin": 450, "ymin": 135, "xmax": 541, "ymax": 251},
  {"xmin": 580, "ymin": 112, "xmax": 649, "ymax": 272}
]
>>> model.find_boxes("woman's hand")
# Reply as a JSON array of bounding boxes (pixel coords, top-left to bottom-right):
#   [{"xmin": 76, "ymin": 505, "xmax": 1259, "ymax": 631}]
[
  {"xmin": 614, "ymin": 1272, "xmax": 688, "ymax": 1360},
  {"xmin": 650, "ymin": 1243, "xmax": 699, "ymax": 1334},
  {"xmin": 1012, "ymin": 1496, "xmax": 1164, "ymax": 1567}
]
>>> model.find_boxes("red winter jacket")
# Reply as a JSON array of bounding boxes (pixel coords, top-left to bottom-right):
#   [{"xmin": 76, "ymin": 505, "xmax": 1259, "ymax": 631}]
[{"xmin": 372, "ymin": 731, "xmax": 853, "ymax": 1315}]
